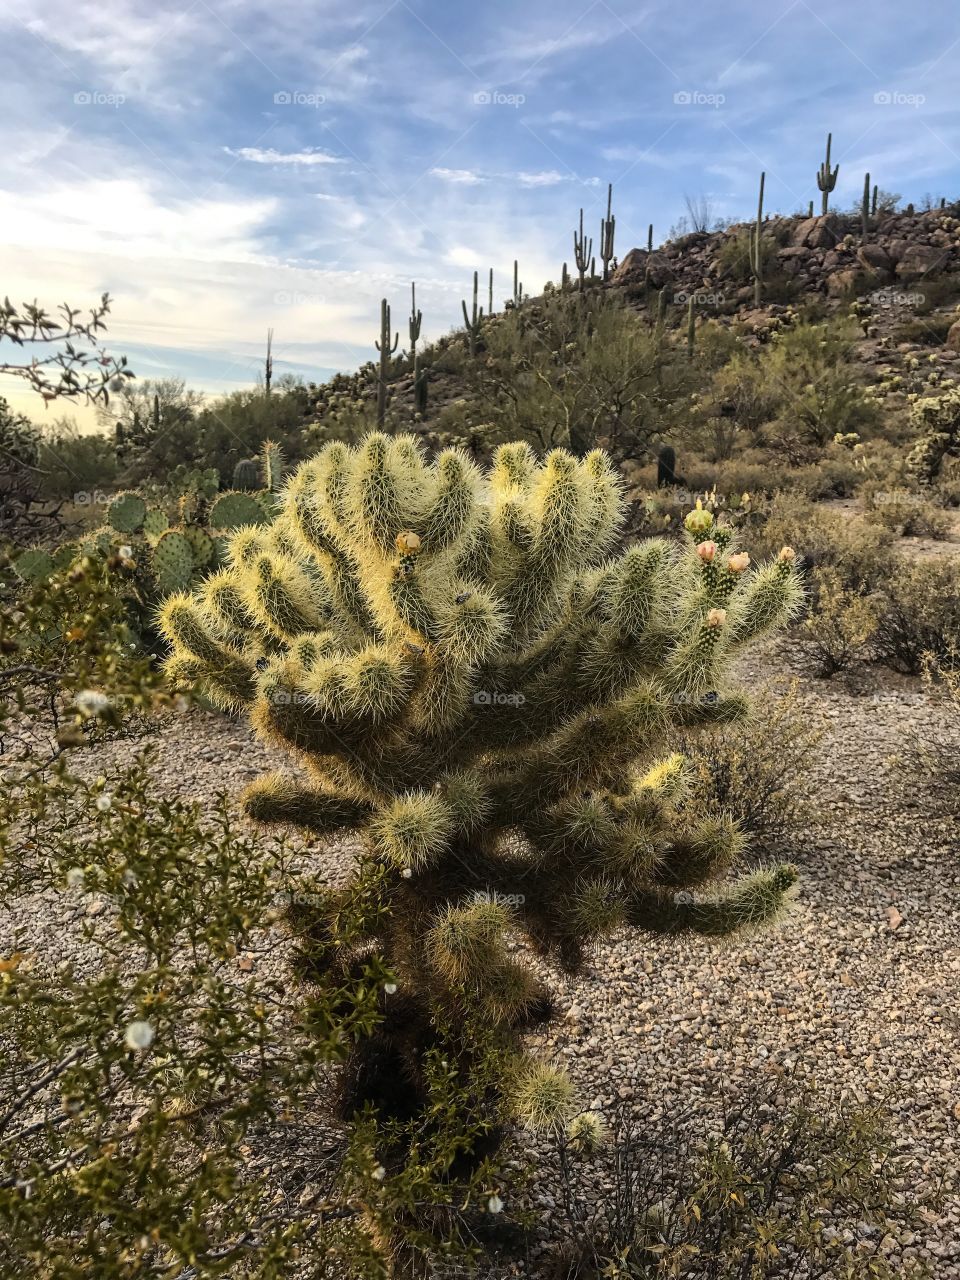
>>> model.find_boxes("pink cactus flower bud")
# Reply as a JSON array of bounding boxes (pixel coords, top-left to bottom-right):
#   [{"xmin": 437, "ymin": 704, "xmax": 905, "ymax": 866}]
[
  {"xmin": 778, "ymin": 546, "xmax": 796, "ymax": 562},
  {"xmin": 696, "ymin": 540, "xmax": 717, "ymax": 563},
  {"xmin": 706, "ymin": 608, "xmax": 726, "ymax": 628},
  {"xmin": 727, "ymin": 552, "xmax": 750, "ymax": 573}
]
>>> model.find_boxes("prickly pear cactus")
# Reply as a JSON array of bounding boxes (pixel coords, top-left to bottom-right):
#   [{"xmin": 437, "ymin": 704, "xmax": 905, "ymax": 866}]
[
  {"xmin": 142, "ymin": 507, "xmax": 170, "ymax": 542},
  {"xmin": 209, "ymin": 491, "xmax": 267, "ymax": 530},
  {"xmin": 151, "ymin": 529, "xmax": 195, "ymax": 595},
  {"xmin": 13, "ymin": 548, "xmax": 55, "ymax": 582},
  {"xmin": 160, "ymin": 432, "xmax": 804, "ymax": 1194},
  {"xmin": 107, "ymin": 492, "xmax": 147, "ymax": 534},
  {"xmin": 181, "ymin": 525, "xmax": 215, "ymax": 569}
]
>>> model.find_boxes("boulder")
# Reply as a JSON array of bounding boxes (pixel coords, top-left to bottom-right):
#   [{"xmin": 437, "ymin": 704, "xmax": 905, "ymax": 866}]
[
  {"xmin": 642, "ymin": 254, "xmax": 676, "ymax": 289},
  {"xmin": 896, "ymin": 244, "xmax": 951, "ymax": 279},
  {"xmin": 858, "ymin": 243, "xmax": 893, "ymax": 273},
  {"xmin": 946, "ymin": 318, "xmax": 960, "ymax": 352},
  {"xmin": 611, "ymin": 248, "xmax": 648, "ymax": 282},
  {"xmin": 826, "ymin": 268, "xmax": 861, "ymax": 297},
  {"xmin": 790, "ymin": 214, "xmax": 841, "ymax": 249}
]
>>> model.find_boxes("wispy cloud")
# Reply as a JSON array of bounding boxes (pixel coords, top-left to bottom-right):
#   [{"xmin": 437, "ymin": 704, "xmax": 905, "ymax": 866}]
[{"xmin": 223, "ymin": 146, "xmax": 344, "ymax": 166}]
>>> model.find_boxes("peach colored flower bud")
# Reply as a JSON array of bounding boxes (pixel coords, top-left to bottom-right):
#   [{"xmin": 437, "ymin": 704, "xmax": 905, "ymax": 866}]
[
  {"xmin": 395, "ymin": 530, "xmax": 422, "ymax": 555},
  {"xmin": 696, "ymin": 540, "xmax": 717, "ymax": 563},
  {"xmin": 727, "ymin": 552, "xmax": 750, "ymax": 573},
  {"xmin": 706, "ymin": 608, "xmax": 726, "ymax": 628},
  {"xmin": 778, "ymin": 546, "xmax": 796, "ymax": 562}
]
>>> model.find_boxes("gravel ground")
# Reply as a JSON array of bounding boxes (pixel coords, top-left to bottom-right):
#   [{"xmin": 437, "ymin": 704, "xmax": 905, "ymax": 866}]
[{"xmin": 3, "ymin": 654, "xmax": 959, "ymax": 1276}]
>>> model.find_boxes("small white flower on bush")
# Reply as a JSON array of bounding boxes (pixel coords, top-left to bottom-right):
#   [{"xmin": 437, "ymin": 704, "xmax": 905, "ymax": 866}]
[
  {"xmin": 118, "ymin": 544, "xmax": 133, "ymax": 560},
  {"xmin": 371, "ymin": 1164, "xmax": 386, "ymax": 1181},
  {"xmin": 66, "ymin": 867, "xmax": 85, "ymax": 889},
  {"xmin": 487, "ymin": 1193, "xmax": 504, "ymax": 1214},
  {"xmin": 124, "ymin": 1020, "xmax": 155, "ymax": 1051},
  {"xmin": 95, "ymin": 794, "xmax": 112, "ymax": 812},
  {"xmin": 122, "ymin": 868, "xmax": 138, "ymax": 887},
  {"xmin": 401, "ymin": 868, "xmax": 413, "ymax": 879},
  {"xmin": 384, "ymin": 982, "xmax": 398, "ymax": 995},
  {"xmin": 75, "ymin": 690, "xmax": 110, "ymax": 718}
]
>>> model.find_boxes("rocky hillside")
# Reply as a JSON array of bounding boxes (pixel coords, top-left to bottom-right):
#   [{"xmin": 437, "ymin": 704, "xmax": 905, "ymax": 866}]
[
  {"xmin": 613, "ymin": 204, "xmax": 960, "ymax": 314},
  {"xmin": 303, "ymin": 202, "xmax": 960, "ymax": 435}
]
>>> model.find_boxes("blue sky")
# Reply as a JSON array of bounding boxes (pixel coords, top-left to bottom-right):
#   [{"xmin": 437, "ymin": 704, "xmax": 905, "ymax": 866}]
[{"xmin": 1, "ymin": 0, "xmax": 959, "ymax": 428}]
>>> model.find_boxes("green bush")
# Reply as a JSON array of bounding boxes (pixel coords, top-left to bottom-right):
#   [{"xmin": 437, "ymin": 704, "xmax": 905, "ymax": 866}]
[
  {"xmin": 743, "ymin": 493, "xmax": 895, "ymax": 593},
  {"xmin": 802, "ymin": 566, "xmax": 879, "ymax": 677},
  {"xmin": 549, "ymin": 1078, "xmax": 939, "ymax": 1278},
  {"xmin": 871, "ymin": 557, "xmax": 960, "ymax": 673}
]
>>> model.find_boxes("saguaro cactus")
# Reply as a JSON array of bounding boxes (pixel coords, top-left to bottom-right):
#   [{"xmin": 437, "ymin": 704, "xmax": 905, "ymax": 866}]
[
  {"xmin": 264, "ymin": 327, "xmax": 274, "ymax": 398},
  {"xmin": 574, "ymin": 208, "xmax": 593, "ymax": 291},
  {"xmin": 488, "ymin": 267, "xmax": 494, "ymax": 316},
  {"xmin": 750, "ymin": 171, "xmax": 766, "ymax": 306},
  {"xmin": 861, "ymin": 172, "xmax": 871, "ymax": 242},
  {"xmin": 871, "ymin": 183, "xmax": 879, "ymax": 217},
  {"xmin": 375, "ymin": 298, "xmax": 398, "ymax": 428},
  {"xmin": 817, "ymin": 132, "xmax": 839, "ymax": 215},
  {"xmin": 161, "ymin": 436, "xmax": 803, "ymax": 1226},
  {"xmin": 512, "ymin": 259, "xmax": 523, "ymax": 307},
  {"xmin": 600, "ymin": 183, "xmax": 616, "ymax": 282},
  {"xmin": 408, "ymin": 282, "xmax": 426, "ymax": 415},
  {"xmin": 461, "ymin": 271, "xmax": 484, "ymax": 355},
  {"xmin": 686, "ymin": 294, "xmax": 696, "ymax": 360}
]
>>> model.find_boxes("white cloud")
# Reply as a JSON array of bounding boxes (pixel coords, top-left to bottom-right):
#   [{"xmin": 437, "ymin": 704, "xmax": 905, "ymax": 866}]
[
  {"xmin": 224, "ymin": 146, "xmax": 343, "ymax": 166},
  {"xmin": 0, "ymin": 178, "xmax": 275, "ymax": 261},
  {"xmin": 430, "ymin": 167, "xmax": 486, "ymax": 184}
]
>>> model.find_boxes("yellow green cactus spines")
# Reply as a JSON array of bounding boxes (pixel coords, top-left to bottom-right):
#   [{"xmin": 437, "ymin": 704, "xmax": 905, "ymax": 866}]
[{"xmin": 159, "ymin": 432, "xmax": 804, "ymax": 1164}]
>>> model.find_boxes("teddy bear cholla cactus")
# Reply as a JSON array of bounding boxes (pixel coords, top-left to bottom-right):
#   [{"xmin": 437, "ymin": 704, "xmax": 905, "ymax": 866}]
[{"xmin": 159, "ymin": 435, "xmax": 802, "ymax": 1136}]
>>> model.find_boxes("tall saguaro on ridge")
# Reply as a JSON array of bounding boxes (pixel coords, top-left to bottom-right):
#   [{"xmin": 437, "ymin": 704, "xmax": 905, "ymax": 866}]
[
  {"xmin": 375, "ymin": 299, "xmax": 398, "ymax": 429},
  {"xmin": 600, "ymin": 183, "xmax": 616, "ymax": 282},
  {"xmin": 817, "ymin": 132, "xmax": 839, "ymax": 216}
]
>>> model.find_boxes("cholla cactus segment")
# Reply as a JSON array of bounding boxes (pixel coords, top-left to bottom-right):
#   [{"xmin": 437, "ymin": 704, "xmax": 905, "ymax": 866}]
[
  {"xmin": 512, "ymin": 1061, "xmax": 577, "ymax": 1133},
  {"xmin": 160, "ymin": 433, "xmax": 802, "ymax": 1154},
  {"xmin": 567, "ymin": 1110, "xmax": 607, "ymax": 1154}
]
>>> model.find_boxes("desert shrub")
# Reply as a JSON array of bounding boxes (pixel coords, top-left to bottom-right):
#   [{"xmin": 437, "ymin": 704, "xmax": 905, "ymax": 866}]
[
  {"xmin": 0, "ymin": 399, "xmax": 60, "ymax": 542},
  {"xmin": 802, "ymin": 567, "xmax": 879, "ymax": 676},
  {"xmin": 706, "ymin": 320, "xmax": 879, "ymax": 465},
  {"xmin": 110, "ymin": 378, "xmax": 316, "ymax": 487},
  {"xmin": 35, "ymin": 418, "xmax": 119, "ymax": 503},
  {"xmin": 715, "ymin": 227, "xmax": 779, "ymax": 285},
  {"xmin": 674, "ymin": 679, "xmax": 822, "ymax": 852},
  {"xmin": 0, "ymin": 755, "xmax": 385, "ymax": 1278},
  {"xmin": 472, "ymin": 292, "xmax": 698, "ymax": 461},
  {"xmin": 871, "ymin": 557, "xmax": 960, "ymax": 673},
  {"xmin": 910, "ymin": 652, "xmax": 960, "ymax": 814},
  {"xmin": 744, "ymin": 493, "xmax": 895, "ymax": 593},
  {"xmin": 905, "ymin": 385, "xmax": 960, "ymax": 484},
  {"xmin": 549, "ymin": 1078, "xmax": 938, "ymax": 1278},
  {"xmin": 893, "ymin": 313, "xmax": 957, "ymax": 346},
  {"xmin": 862, "ymin": 486, "xmax": 952, "ymax": 538},
  {"xmin": 159, "ymin": 434, "xmax": 803, "ymax": 1271}
]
